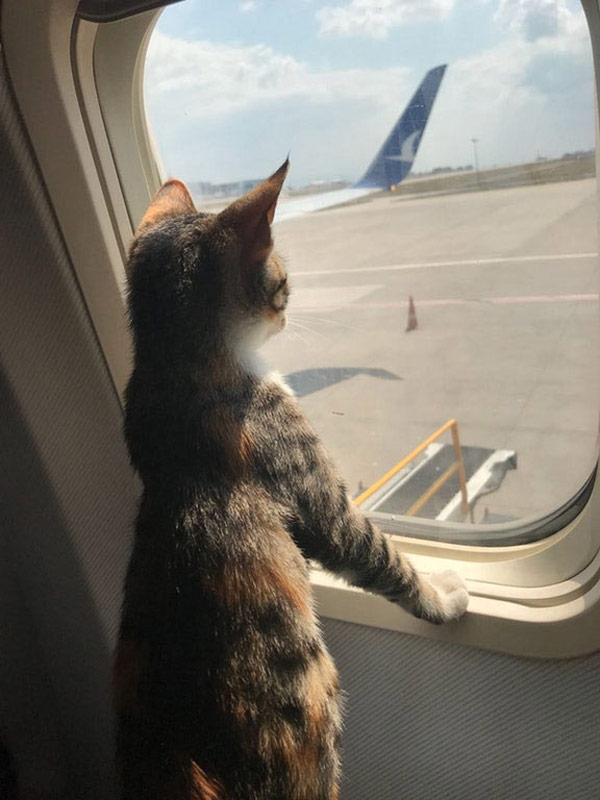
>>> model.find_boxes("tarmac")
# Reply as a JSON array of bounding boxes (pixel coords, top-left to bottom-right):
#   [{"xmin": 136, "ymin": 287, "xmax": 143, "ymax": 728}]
[{"xmin": 264, "ymin": 177, "xmax": 600, "ymax": 525}]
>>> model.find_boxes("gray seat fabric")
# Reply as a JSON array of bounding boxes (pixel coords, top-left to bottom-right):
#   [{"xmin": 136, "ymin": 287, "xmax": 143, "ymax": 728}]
[{"xmin": 0, "ymin": 54, "xmax": 137, "ymax": 800}]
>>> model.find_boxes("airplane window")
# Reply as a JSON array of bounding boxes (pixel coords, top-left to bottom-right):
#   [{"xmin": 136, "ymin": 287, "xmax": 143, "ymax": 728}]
[{"xmin": 144, "ymin": 0, "xmax": 598, "ymax": 541}]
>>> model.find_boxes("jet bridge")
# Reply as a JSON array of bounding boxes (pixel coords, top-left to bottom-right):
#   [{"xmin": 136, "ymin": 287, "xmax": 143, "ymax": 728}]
[{"xmin": 355, "ymin": 419, "xmax": 517, "ymax": 523}]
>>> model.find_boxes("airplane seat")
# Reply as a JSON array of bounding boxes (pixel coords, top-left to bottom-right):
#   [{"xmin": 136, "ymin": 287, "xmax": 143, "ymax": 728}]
[{"xmin": 0, "ymin": 45, "xmax": 137, "ymax": 800}]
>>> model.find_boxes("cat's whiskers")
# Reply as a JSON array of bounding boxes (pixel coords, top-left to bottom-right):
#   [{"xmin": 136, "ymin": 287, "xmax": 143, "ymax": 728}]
[
  {"xmin": 284, "ymin": 325, "xmax": 306, "ymax": 345},
  {"xmin": 291, "ymin": 313, "xmax": 363, "ymax": 334},
  {"xmin": 284, "ymin": 323, "xmax": 311, "ymax": 347},
  {"xmin": 286, "ymin": 317, "xmax": 329, "ymax": 342}
]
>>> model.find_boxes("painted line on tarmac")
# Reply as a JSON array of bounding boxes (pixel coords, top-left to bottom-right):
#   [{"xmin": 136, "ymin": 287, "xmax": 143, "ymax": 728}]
[
  {"xmin": 296, "ymin": 293, "xmax": 599, "ymax": 312},
  {"xmin": 357, "ymin": 293, "xmax": 599, "ymax": 309},
  {"xmin": 293, "ymin": 252, "xmax": 598, "ymax": 278}
]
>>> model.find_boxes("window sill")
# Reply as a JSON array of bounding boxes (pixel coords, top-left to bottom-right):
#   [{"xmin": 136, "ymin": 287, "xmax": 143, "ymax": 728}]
[{"xmin": 311, "ymin": 531, "xmax": 600, "ymax": 659}]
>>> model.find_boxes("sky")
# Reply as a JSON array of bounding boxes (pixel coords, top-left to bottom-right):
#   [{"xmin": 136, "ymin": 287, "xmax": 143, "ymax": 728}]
[{"xmin": 144, "ymin": 0, "xmax": 595, "ymax": 188}]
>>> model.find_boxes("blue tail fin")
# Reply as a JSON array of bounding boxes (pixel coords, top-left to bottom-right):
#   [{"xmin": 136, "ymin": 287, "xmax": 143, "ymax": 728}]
[{"xmin": 355, "ymin": 64, "xmax": 447, "ymax": 189}]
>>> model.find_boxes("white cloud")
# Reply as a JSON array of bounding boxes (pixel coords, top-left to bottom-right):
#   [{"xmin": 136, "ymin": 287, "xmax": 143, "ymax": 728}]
[
  {"xmin": 416, "ymin": 3, "xmax": 593, "ymax": 170},
  {"xmin": 144, "ymin": 32, "xmax": 412, "ymax": 183},
  {"xmin": 145, "ymin": 32, "xmax": 411, "ymax": 118},
  {"xmin": 144, "ymin": 2, "xmax": 594, "ymax": 185},
  {"xmin": 240, "ymin": 0, "xmax": 258, "ymax": 11},
  {"xmin": 317, "ymin": 0, "xmax": 454, "ymax": 39},
  {"xmin": 494, "ymin": 0, "xmax": 570, "ymax": 41}
]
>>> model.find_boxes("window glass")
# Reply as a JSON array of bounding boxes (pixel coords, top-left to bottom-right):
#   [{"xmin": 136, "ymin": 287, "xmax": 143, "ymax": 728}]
[{"xmin": 144, "ymin": 0, "xmax": 598, "ymax": 539}]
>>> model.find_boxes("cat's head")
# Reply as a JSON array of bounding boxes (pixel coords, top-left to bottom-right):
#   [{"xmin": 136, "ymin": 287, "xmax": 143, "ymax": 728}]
[{"xmin": 126, "ymin": 161, "xmax": 290, "ymax": 366}]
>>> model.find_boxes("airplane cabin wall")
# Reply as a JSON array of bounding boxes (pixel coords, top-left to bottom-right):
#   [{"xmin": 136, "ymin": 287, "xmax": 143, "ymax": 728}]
[{"xmin": 324, "ymin": 618, "xmax": 600, "ymax": 799}]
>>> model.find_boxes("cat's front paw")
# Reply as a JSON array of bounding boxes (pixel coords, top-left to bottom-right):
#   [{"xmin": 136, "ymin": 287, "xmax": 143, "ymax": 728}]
[{"xmin": 419, "ymin": 570, "xmax": 469, "ymax": 623}]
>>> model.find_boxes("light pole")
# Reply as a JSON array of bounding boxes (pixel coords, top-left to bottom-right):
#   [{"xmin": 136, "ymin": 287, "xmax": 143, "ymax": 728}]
[{"xmin": 471, "ymin": 138, "xmax": 480, "ymax": 174}]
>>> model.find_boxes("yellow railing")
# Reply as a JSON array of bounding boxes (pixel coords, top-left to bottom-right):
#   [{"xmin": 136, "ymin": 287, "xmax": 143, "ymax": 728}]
[{"xmin": 355, "ymin": 419, "xmax": 469, "ymax": 517}]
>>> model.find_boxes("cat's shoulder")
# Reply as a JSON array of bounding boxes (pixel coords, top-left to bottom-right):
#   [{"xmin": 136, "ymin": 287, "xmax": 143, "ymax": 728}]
[{"xmin": 263, "ymin": 370, "xmax": 295, "ymax": 397}]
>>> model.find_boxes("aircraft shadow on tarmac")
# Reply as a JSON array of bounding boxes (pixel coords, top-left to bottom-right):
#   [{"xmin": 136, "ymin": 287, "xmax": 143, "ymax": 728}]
[{"xmin": 285, "ymin": 367, "xmax": 401, "ymax": 398}]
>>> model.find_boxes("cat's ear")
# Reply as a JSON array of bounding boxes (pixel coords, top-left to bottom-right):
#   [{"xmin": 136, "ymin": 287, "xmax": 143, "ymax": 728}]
[
  {"xmin": 136, "ymin": 179, "xmax": 197, "ymax": 233},
  {"xmin": 218, "ymin": 159, "xmax": 289, "ymax": 266}
]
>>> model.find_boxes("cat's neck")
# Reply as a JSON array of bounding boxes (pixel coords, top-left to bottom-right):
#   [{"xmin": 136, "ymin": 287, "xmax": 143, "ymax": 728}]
[
  {"xmin": 235, "ymin": 347, "xmax": 269, "ymax": 380},
  {"xmin": 134, "ymin": 336, "xmax": 244, "ymax": 387},
  {"xmin": 132, "ymin": 339, "xmax": 292, "ymax": 403}
]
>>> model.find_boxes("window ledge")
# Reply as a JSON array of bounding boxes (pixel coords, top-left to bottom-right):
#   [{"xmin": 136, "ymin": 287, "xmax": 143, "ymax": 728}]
[{"xmin": 311, "ymin": 545, "xmax": 600, "ymax": 659}]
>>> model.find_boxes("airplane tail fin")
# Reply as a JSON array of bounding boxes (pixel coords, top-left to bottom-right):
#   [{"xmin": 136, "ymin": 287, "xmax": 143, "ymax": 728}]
[{"xmin": 355, "ymin": 64, "xmax": 447, "ymax": 190}]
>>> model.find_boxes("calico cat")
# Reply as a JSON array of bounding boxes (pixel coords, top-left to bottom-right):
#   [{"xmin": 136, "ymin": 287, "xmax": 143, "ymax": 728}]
[{"xmin": 115, "ymin": 160, "xmax": 468, "ymax": 800}]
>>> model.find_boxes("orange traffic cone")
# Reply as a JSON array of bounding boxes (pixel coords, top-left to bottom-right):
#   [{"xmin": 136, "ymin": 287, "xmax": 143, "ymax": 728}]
[{"xmin": 406, "ymin": 295, "xmax": 418, "ymax": 332}]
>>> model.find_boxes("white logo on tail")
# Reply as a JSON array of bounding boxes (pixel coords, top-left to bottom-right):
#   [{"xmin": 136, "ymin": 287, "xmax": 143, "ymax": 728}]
[{"xmin": 386, "ymin": 129, "xmax": 421, "ymax": 163}]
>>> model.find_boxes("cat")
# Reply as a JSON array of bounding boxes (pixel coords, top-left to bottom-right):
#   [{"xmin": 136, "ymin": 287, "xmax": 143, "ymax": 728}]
[{"xmin": 115, "ymin": 159, "xmax": 468, "ymax": 800}]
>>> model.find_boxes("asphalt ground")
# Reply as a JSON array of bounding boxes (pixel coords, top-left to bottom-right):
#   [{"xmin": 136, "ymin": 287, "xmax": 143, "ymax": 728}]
[{"xmin": 263, "ymin": 178, "xmax": 600, "ymax": 524}]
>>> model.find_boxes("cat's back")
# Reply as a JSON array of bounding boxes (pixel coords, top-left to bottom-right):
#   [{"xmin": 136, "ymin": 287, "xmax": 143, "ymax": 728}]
[
  {"xmin": 117, "ymin": 454, "xmax": 342, "ymax": 800},
  {"xmin": 121, "ymin": 456, "xmax": 319, "ymax": 633}
]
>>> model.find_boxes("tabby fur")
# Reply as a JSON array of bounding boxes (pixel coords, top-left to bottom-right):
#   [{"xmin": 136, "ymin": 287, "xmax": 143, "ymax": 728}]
[{"xmin": 116, "ymin": 161, "xmax": 468, "ymax": 800}]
